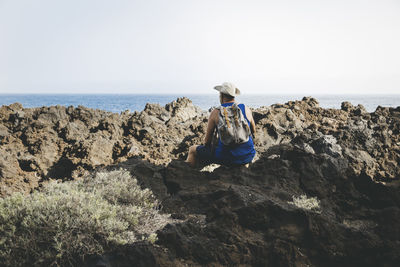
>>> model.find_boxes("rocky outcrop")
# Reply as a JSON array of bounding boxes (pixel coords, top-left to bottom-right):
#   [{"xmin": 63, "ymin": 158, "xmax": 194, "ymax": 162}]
[
  {"xmin": 1, "ymin": 97, "xmax": 399, "ymax": 197},
  {"xmin": 1, "ymin": 97, "xmax": 400, "ymax": 266},
  {"xmin": 86, "ymin": 143, "xmax": 400, "ymax": 266},
  {"xmin": 0, "ymin": 98, "xmax": 206, "ymax": 196},
  {"xmin": 251, "ymin": 98, "xmax": 400, "ymax": 181}
]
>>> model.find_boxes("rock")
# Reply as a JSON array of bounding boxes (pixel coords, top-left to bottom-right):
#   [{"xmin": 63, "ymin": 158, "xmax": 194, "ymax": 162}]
[
  {"xmin": 36, "ymin": 105, "xmax": 68, "ymax": 125},
  {"xmin": 0, "ymin": 96, "xmax": 399, "ymax": 198},
  {"xmin": 311, "ymin": 135, "xmax": 342, "ymax": 157},
  {"xmin": 80, "ymin": 136, "xmax": 116, "ymax": 166},
  {"xmin": 341, "ymin": 101, "xmax": 353, "ymax": 112},
  {"xmin": 166, "ymin": 97, "xmax": 203, "ymax": 123},
  {"xmin": 1, "ymin": 97, "xmax": 400, "ymax": 265},
  {"xmin": 85, "ymin": 144, "xmax": 400, "ymax": 266},
  {"xmin": 353, "ymin": 104, "xmax": 367, "ymax": 116},
  {"xmin": 0, "ymin": 124, "xmax": 10, "ymax": 140},
  {"xmin": 143, "ymin": 103, "xmax": 171, "ymax": 122},
  {"xmin": 302, "ymin": 96, "xmax": 319, "ymax": 108},
  {"xmin": 285, "ymin": 109, "xmax": 296, "ymax": 121},
  {"xmin": 64, "ymin": 120, "xmax": 90, "ymax": 141}
]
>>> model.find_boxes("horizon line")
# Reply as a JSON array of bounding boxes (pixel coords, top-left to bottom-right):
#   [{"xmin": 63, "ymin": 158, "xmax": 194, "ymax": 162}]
[{"xmin": 1, "ymin": 92, "xmax": 400, "ymax": 96}]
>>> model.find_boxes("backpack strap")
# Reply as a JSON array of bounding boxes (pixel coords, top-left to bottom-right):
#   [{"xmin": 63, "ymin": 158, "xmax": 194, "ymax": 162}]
[
  {"xmin": 223, "ymin": 107, "xmax": 231, "ymax": 128},
  {"xmin": 233, "ymin": 104, "xmax": 240, "ymax": 127},
  {"xmin": 237, "ymin": 103, "xmax": 250, "ymax": 124},
  {"xmin": 238, "ymin": 103, "xmax": 253, "ymax": 138}
]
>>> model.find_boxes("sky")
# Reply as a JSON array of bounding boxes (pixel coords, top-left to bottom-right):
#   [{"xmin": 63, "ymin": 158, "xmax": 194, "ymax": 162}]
[{"xmin": 0, "ymin": 0, "xmax": 399, "ymax": 94}]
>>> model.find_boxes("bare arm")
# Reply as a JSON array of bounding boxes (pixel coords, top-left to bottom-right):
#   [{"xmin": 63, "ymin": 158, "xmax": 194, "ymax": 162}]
[
  {"xmin": 204, "ymin": 109, "xmax": 218, "ymax": 146},
  {"xmin": 245, "ymin": 106, "xmax": 256, "ymax": 137}
]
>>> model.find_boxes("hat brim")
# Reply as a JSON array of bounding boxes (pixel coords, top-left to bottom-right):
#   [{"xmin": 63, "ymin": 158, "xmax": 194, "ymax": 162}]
[
  {"xmin": 214, "ymin": 85, "xmax": 240, "ymax": 97},
  {"xmin": 214, "ymin": 86, "xmax": 223, "ymax": 92}
]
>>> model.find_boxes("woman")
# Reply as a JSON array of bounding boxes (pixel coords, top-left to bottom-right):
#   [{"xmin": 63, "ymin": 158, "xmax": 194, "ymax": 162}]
[{"xmin": 185, "ymin": 82, "xmax": 256, "ymax": 167}]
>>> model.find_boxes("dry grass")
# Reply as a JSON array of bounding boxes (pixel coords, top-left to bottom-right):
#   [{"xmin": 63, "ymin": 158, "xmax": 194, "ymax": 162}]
[
  {"xmin": 0, "ymin": 169, "xmax": 171, "ymax": 266},
  {"xmin": 288, "ymin": 194, "xmax": 321, "ymax": 212}
]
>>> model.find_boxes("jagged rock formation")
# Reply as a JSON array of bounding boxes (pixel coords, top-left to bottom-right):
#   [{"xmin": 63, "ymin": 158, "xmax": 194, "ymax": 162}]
[
  {"xmin": 1, "ymin": 97, "xmax": 399, "ymax": 266},
  {"xmin": 87, "ymin": 145, "xmax": 399, "ymax": 266},
  {"xmin": 251, "ymin": 97, "xmax": 400, "ymax": 181},
  {"xmin": 0, "ymin": 98, "xmax": 205, "ymax": 196},
  {"xmin": 1, "ymin": 97, "xmax": 399, "ymax": 197}
]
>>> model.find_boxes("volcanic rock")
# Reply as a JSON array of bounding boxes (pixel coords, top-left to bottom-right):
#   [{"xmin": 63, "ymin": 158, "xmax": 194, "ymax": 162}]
[
  {"xmin": 87, "ymin": 143, "xmax": 399, "ymax": 266},
  {"xmin": 1, "ymin": 96, "xmax": 400, "ymax": 266},
  {"xmin": 1, "ymin": 97, "xmax": 400, "ymax": 196}
]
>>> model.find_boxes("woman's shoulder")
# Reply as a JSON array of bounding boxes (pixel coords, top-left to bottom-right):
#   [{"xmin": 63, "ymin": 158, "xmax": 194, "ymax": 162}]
[
  {"xmin": 209, "ymin": 108, "xmax": 219, "ymax": 123},
  {"xmin": 210, "ymin": 108, "xmax": 219, "ymax": 116}
]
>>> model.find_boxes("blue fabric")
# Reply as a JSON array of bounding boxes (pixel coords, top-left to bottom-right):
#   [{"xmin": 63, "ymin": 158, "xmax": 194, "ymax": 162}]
[
  {"xmin": 196, "ymin": 145, "xmax": 221, "ymax": 165},
  {"xmin": 196, "ymin": 102, "xmax": 256, "ymax": 166}
]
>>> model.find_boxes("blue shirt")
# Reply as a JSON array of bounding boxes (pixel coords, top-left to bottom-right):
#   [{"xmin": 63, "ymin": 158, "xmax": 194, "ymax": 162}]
[{"xmin": 214, "ymin": 103, "xmax": 256, "ymax": 165}]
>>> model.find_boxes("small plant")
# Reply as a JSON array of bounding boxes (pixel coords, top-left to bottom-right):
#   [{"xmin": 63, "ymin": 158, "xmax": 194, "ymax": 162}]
[
  {"xmin": 0, "ymin": 169, "xmax": 171, "ymax": 266},
  {"xmin": 288, "ymin": 194, "xmax": 321, "ymax": 212},
  {"xmin": 200, "ymin": 163, "xmax": 220, "ymax": 173}
]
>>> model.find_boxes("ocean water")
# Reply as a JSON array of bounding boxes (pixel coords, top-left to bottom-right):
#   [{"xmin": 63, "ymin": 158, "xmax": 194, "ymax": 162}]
[{"xmin": 0, "ymin": 94, "xmax": 399, "ymax": 114}]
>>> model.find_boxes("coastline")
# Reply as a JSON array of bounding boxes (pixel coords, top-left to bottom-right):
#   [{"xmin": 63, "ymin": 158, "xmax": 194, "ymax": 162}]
[
  {"xmin": 1, "ymin": 96, "xmax": 399, "ymax": 196},
  {"xmin": 1, "ymin": 93, "xmax": 400, "ymax": 113},
  {"xmin": 0, "ymin": 96, "xmax": 399, "ymax": 266}
]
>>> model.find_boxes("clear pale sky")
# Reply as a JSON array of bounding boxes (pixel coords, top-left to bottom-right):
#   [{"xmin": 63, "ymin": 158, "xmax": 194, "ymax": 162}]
[{"xmin": 0, "ymin": 0, "xmax": 399, "ymax": 94}]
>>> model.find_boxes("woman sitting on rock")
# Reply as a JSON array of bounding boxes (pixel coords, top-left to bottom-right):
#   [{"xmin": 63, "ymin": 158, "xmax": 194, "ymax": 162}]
[{"xmin": 186, "ymin": 82, "xmax": 256, "ymax": 167}]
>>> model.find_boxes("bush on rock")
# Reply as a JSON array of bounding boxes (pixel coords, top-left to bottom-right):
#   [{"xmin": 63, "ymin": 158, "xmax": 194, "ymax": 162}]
[{"xmin": 0, "ymin": 169, "xmax": 170, "ymax": 266}]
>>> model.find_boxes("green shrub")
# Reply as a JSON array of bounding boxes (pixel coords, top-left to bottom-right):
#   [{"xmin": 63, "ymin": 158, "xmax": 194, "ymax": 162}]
[{"xmin": 0, "ymin": 169, "xmax": 170, "ymax": 266}]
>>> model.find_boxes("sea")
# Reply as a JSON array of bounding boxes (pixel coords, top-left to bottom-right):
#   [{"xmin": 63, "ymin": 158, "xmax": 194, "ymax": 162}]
[{"xmin": 0, "ymin": 94, "xmax": 399, "ymax": 114}]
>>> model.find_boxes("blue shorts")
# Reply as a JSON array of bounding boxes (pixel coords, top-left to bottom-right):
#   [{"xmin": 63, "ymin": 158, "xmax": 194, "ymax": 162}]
[
  {"xmin": 196, "ymin": 145, "xmax": 220, "ymax": 165},
  {"xmin": 196, "ymin": 145, "xmax": 251, "ymax": 166}
]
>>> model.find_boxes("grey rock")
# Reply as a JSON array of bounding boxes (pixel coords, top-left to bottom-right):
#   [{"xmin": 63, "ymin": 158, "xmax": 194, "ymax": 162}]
[{"xmin": 311, "ymin": 135, "xmax": 342, "ymax": 157}]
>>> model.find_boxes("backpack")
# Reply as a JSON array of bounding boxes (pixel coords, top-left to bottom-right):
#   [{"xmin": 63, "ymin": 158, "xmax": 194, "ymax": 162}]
[{"xmin": 216, "ymin": 103, "xmax": 251, "ymax": 146}]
